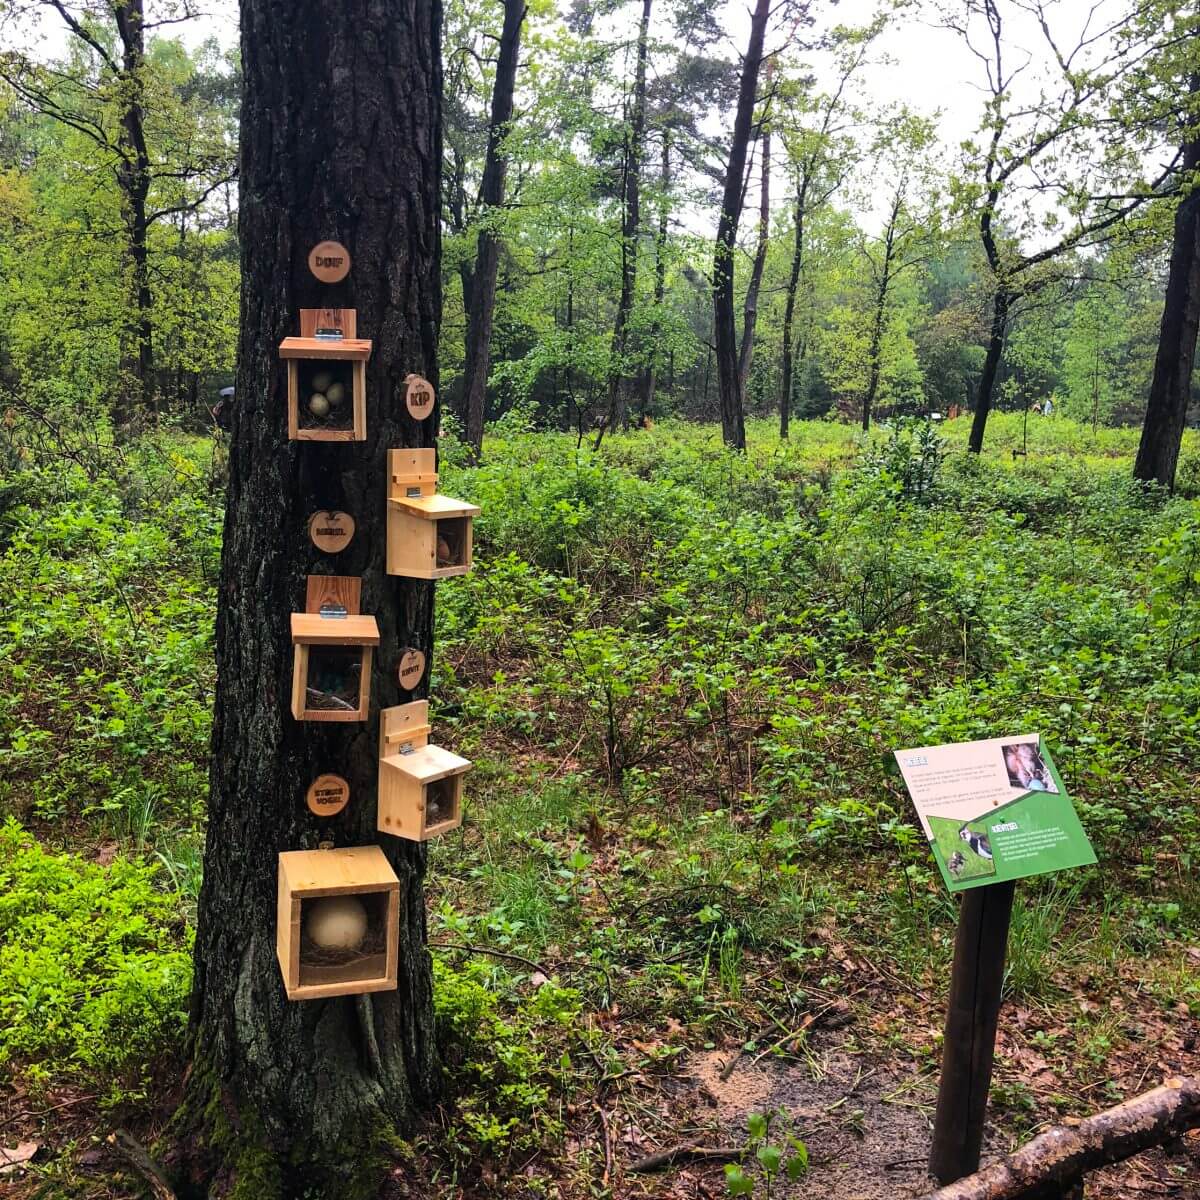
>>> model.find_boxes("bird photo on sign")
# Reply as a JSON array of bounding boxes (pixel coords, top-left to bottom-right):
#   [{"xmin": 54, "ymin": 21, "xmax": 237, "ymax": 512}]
[{"xmin": 893, "ymin": 734, "xmax": 1096, "ymax": 893}]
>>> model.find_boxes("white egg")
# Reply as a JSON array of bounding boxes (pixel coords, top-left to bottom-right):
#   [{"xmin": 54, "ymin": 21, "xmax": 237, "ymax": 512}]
[
  {"xmin": 305, "ymin": 896, "xmax": 368, "ymax": 950},
  {"xmin": 311, "ymin": 369, "xmax": 334, "ymax": 393},
  {"xmin": 308, "ymin": 393, "xmax": 330, "ymax": 417},
  {"xmin": 325, "ymin": 381, "xmax": 346, "ymax": 407}
]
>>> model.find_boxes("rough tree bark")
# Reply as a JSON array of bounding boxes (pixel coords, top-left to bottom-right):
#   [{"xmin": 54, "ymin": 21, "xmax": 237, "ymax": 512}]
[
  {"xmin": 113, "ymin": 0, "xmax": 154, "ymax": 428},
  {"xmin": 779, "ymin": 168, "xmax": 806, "ymax": 440},
  {"xmin": 738, "ymin": 110, "xmax": 771, "ymax": 401},
  {"xmin": 635, "ymin": 131, "xmax": 671, "ymax": 420},
  {"xmin": 969, "ymin": 285, "xmax": 1010, "ymax": 454},
  {"xmin": 712, "ymin": 0, "xmax": 769, "ymax": 450},
  {"xmin": 919, "ymin": 1076, "xmax": 1200, "ymax": 1200},
  {"xmin": 603, "ymin": 0, "xmax": 652, "ymax": 434},
  {"xmin": 460, "ymin": 0, "xmax": 526, "ymax": 461},
  {"xmin": 171, "ymin": 0, "xmax": 443, "ymax": 1194},
  {"xmin": 1135, "ymin": 110, "xmax": 1200, "ymax": 491}
]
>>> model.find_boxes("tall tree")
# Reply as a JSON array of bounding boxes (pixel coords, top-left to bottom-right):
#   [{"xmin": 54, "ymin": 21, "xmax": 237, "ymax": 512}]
[
  {"xmin": 460, "ymin": 0, "xmax": 526, "ymax": 460},
  {"xmin": 737, "ymin": 92, "xmax": 770, "ymax": 400},
  {"xmin": 0, "ymin": 0, "xmax": 236, "ymax": 427},
  {"xmin": 712, "ymin": 0, "xmax": 770, "ymax": 450},
  {"xmin": 635, "ymin": 128, "xmax": 672, "ymax": 418},
  {"xmin": 859, "ymin": 115, "xmax": 940, "ymax": 430},
  {"xmin": 173, "ymin": 0, "xmax": 442, "ymax": 1191},
  {"xmin": 604, "ymin": 0, "xmax": 652, "ymax": 434},
  {"xmin": 1136, "ymin": 112, "xmax": 1200, "ymax": 488},
  {"xmin": 949, "ymin": 0, "xmax": 1181, "ymax": 454}
]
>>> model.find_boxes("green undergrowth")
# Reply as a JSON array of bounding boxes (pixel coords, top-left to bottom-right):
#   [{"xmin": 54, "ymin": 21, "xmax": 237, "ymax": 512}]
[
  {"xmin": 1, "ymin": 412, "xmax": 1199, "ymax": 1183},
  {"xmin": 0, "ymin": 818, "xmax": 192, "ymax": 1099}
]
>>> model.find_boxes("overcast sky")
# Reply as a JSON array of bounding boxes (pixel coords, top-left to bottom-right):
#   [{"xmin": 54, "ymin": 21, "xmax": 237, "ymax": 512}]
[{"xmin": 17, "ymin": 0, "xmax": 1130, "ymax": 239}]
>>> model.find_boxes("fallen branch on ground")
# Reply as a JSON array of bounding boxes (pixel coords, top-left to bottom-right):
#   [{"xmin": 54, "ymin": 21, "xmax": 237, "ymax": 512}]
[
  {"xmin": 628, "ymin": 1144, "xmax": 742, "ymax": 1173},
  {"xmin": 918, "ymin": 1076, "xmax": 1200, "ymax": 1200},
  {"xmin": 108, "ymin": 1129, "xmax": 176, "ymax": 1200}
]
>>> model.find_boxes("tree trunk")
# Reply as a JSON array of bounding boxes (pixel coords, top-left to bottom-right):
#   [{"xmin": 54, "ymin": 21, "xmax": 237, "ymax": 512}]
[
  {"xmin": 172, "ymin": 0, "xmax": 442, "ymax": 1193},
  {"xmin": 712, "ymin": 0, "xmax": 769, "ymax": 450},
  {"xmin": 604, "ymin": 0, "xmax": 651, "ymax": 433},
  {"xmin": 969, "ymin": 285, "xmax": 1010, "ymax": 454},
  {"xmin": 862, "ymin": 190, "xmax": 901, "ymax": 433},
  {"xmin": 779, "ymin": 170, "xmax": 806, "ymax": 441},
  {"xmin": 114, "ymin": 0, "xmax": 153, "ymax": 430},
  {"xmin": 461, "ymin": 0, "xmax": 525, "ymax": 462},
  {"xmin": 636, "ymin": 131, "xmax": 671, "ymax": 419},
  {"xmin": 738, "ymin": 94, "xmax": 770, "ymax": 401},
  {"xmin": 1135, "ymin": 125, "xmax": 1200, "ymax": 490}
]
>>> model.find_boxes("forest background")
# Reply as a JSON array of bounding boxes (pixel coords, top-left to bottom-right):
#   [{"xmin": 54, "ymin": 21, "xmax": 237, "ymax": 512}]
[{"xmin": 2, "ymin": 0, "xmax": 1200, "ymax": 1196}]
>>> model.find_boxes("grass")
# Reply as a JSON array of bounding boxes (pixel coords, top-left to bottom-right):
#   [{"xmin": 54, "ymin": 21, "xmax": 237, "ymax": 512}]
[{"xmin": 0, "ymin": 410, "xmax": 1198, "ymax": 1194}]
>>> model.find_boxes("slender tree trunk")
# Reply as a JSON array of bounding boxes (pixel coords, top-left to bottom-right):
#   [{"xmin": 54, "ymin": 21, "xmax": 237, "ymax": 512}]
[
  {"xmin": 862, "ymin": 191, "xmax": 901, "ymax": 432},
  {"xmin": 779, "ymin": 170, "xmax": 807, "ymax": 440},
  {"xmin": 1135, "ymin": 125, "xmax": 1200, "ymax": 490},
  {"xmin": 605, "ymin": 0, "xmax": 651, "ymax": 432},
  {"xmin": 114, "ymin": 0, "xmax": 153, "ymax": 430},
  {"xmin": 461, "ymin": 0, "xmax": 525, "ymax": 461},
  {"xmin": 738, "ymin": 90, "xmax": 771, "ymax": 401},
  {"xmin": 969, "ymin": 285, "xmax": 1010, "ymax": 454},
  {"xmin": 172, "ymin": 0, "xmax": 442, "ymax": 1193},
  {"xmin": 636, "ymin": 131, "xmax": 670, "ymax": 419},
  {"xmin": 712, "ymin": 0, "xmax": 769, "ymax": 450}
]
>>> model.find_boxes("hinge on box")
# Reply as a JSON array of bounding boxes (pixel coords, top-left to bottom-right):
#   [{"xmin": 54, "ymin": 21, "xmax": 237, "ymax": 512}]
[
  {"xmin": 318, "ymin": 603, "xmax": 348, "ymax": 619},
  {"xmin": 399, "ymin": 741, "xmax": 415, "ymax": 755},
  {"xmin": 406, "ymin": 486, "xmax": 422, "ymax": 498},
  {"xmin": 314, "ymin": 326, "xmax": 344, "ymax": 340}
]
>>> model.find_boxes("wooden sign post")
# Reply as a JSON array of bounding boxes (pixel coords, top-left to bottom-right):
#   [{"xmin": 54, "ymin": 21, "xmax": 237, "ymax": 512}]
[
  {"xmin": 892, "ymin": 735, "xmax": 1097, "ymax": 1187},
  {"xmin": 928, "ymin": 880, "xmax": 1016, "ymax": 1184}
]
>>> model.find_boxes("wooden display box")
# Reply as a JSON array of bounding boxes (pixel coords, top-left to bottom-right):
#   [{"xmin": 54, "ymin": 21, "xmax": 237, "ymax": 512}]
[
  {"xmin": 378, "ymin": 701, "xmax": 472, "ymax": 841},
  {"xmin": 386, "ymin": 449, "xmax": 480, "ymax": 579},
  {"xmin": 280, "ymin": 308, "xmax": 371, "ymax": 442},
  {"xmin": 276, "ymin": 845, "xmax": 399, "ymax": 1001},
  {"xmin": 291, "ymin": 576, "xmax": 380, "ymax": 722}
]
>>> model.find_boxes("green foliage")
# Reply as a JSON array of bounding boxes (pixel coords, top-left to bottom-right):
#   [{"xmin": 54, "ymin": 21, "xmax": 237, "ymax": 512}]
[
  {"xmin": 432, "ymin": 956, "xmax": 582, "ymax": 1160},
  {"xmin": 0, "ymin": 819, "xmax": 191, "ymax": 1089},
  {"xmin": 724, "ymin": 1111, "xmax": 809, "ymax": 1196}
]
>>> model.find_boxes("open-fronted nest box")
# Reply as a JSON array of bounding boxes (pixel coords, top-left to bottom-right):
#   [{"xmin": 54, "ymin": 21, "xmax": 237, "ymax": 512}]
[
  {"xmin": 291, "ymin": 576, "xmax": 379, "ymax": 722},
  {"xmin": 280, "ymin": 308, "xmax": 371, "ymax": 441},
  {"xmin": 377, "ymin": 700, "xmax": 472, "ymax": 841},
  {"xmin": 276, "ymin": 845, "xmax": 399, "ymax": 1001},
  {"xmin": 386, "ymin": 449, "xmax": 481, "ymax": 579}
]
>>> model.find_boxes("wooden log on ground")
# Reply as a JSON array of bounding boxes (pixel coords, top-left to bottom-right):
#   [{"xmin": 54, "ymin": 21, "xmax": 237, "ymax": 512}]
[{"xmin": 918, "ymin": 1076, "xmax": 1200, "ymax": 1200}]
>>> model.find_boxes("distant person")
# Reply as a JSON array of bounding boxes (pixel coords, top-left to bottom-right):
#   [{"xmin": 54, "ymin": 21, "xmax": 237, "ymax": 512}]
[
  {"xmin": 211, "ymin": 386, "xmax": 234, "ymax": 432},
  {"xmin": 1041, "ymin": 398, "xmax": 1053, "ymax": 417}
]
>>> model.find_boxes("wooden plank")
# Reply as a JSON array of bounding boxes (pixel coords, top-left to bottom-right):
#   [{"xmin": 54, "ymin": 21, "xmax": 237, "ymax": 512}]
[
  {"xmin": 304, "ymin": 575, "xmax": 361, "ymax": 616},
  {"xmin": 290, "ymin": 613, "xmax": 379, "ymax": 646},
  {"xmin": 298, "ymin": 307, "xmax": 357, "ymax": 338},
  {"xmin": 929, "ymin": 880, "xmax": 1017, "ymax": 1185},
  {"xmin": 278, "ymin": 845, "xmax": 399, "ymax": 896},
  {"xmin": 279, "ymin": 336, "xmax": 372, "ymax": 362},
  {"xmin": 389, "ymin": 493, "xmax": 480, "ymax": 518},
  {"xmin": 389, "ymin": 447, "xmax": 438, "ymax": 489},
  {"xmin": 383, "ymin": 743, "xmax": 471, "ymax": 785}
]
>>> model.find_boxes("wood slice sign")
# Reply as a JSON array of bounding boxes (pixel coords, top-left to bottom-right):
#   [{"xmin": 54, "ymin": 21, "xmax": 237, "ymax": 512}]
[
  {"xmin": 308, "ymin": 510, "xmax": 356, "ymax": 554},
  {"xmin": 306, "ymin": 773, "xmax": 350, "ymax": 817},
  {"xmin": 404, "ymin": 374, "xmax": 435, "ymax": 421},
  {"xmin": 397, "ymin": 648, "xmax": 426, "ymax": 691},
  {"xmin": 307, "ymin": 241, "xmax": 351, "ymax": 284}
]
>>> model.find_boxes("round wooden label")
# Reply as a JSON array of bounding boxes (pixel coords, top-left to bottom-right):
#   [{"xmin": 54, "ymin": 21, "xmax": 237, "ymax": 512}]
[
  {"xmin": 306, "ymin": 773, "xmax": 349, "ymax": 817},
  {"xmin": 397, "ymin": 648, "xmax": 426, "ymax": 691},
  {"xmin": 308, "ymin": 241, "xmax": 351, "ymax": 284},
  {"xmin": 308, "ymin": 510, "xmax": 356, "ymax": 554},
  {"xmin": 405, "ymin": 374, "xmax": 436, "ymax": 421}
]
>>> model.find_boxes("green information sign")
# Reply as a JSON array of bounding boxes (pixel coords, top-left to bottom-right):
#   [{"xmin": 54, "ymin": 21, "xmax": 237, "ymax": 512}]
[{"xmin": 894, "ymin": 734, "xmax": 1096, "ymax": 892}]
